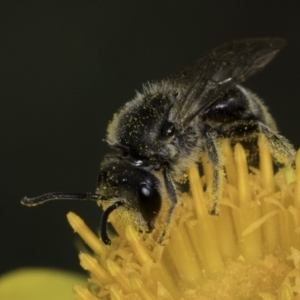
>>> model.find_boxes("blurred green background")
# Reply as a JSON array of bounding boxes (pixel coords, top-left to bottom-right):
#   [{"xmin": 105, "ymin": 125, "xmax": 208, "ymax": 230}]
[{"xmin": 1, "ymin": 1, "xmax": 300, "ymax": 275}]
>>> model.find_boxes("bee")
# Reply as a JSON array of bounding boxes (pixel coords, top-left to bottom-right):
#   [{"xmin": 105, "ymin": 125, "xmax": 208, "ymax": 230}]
[{"xmin": 22, "ymin": 38, "xmax": 295, "ymax": 245}]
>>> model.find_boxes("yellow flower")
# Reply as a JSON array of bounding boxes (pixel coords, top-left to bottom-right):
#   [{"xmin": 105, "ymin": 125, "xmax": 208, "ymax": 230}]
[
  {"xmin": 32, "ymin": 136, "xmax": 300, "ymax": 299},
  {"xmin": 0, "ymin": 268, "xmax": 86, "ymax": 300}
]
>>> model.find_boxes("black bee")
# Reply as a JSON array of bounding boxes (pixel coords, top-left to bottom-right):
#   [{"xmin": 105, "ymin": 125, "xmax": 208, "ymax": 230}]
[{"xmin": 22, "ymin": 38, "xmax": 295, "ymax": 245}]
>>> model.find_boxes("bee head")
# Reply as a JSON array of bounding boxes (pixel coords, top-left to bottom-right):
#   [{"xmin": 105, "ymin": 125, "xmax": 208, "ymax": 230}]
[{"xmin": 97, "ymin": 154, "xmax": 162, "ymax": 233}]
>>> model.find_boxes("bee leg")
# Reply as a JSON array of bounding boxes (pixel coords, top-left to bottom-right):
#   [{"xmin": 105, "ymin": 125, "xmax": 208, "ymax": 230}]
[
  {"xmin": 158, "ymin": 168, "xmax": 178, "ymax": 243},
  {"xmin": 204, "ymin": 130, "xmax": 224, "ymax": 215},
  {"xmin": 100, "ymin": 201, "xmax": 124, "ymax": 245},
  {"xmin": 258, "ymin": 123, "xmax": 296, "ymax": 167}
]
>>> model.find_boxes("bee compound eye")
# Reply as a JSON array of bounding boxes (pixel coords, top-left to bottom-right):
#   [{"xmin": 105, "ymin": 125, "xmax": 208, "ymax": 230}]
[{"xmin": 137, "ymin": 183, "xmax": 162, "ymax": 224}]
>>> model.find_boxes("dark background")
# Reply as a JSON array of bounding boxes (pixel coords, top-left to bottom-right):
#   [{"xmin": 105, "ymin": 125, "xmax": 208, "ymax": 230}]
[{"xmin": 1, "ymin": 1, "xmax": 300, "ymax": 275}]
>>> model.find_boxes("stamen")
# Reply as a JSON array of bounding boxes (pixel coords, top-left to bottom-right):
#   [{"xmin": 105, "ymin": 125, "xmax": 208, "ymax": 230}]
[
  {"xmin": 67, "ymin": 212, "xmax": 108, "ymax": 257},
  {"xmin": 106, "ymin": 260, "xmax": 132, "ymax": 294},
  {"xmin": 222, "ymin": 139, "xmax": 237, "ymax": 185},
  {"xmin": 234, "ymin": 143, "xmax": 263, "ymax": 261},
  {"xmin": 234, "ymin": 143, "xmax": 251, "ymax": 204},
  {"xmin": 79, "ymin": 253, "xmax": 112, "ymax": 285},
  {"xmin": 294, "ymin": 150, "xmax": 300, "ymax": 208},
  {"xmin": 242, "ymin": 209, "xmax": 279, "ymax": 237},
  {"xmin": 125, "ymin": 225, "xmax": 152, "ymax": 265},
  {"xmin": 258, "ymin": 134, "xmax": 280, "ymax": 252},
  {"xmin": 258, "ymin": 134, "xmax": 275, "ymax": 192},
  {"xmin": 188, "ymin": 164, "xmax": 206, "ymax": 218},
  {"xmin": 109, "ymin": 285, "xmax": 124, "ymax": 300},
  {"xmin": 129, "ymin": 273, "xmax": 156, "ymax": 300},
  {"xmin": 165, "ymin": 224, "xmax": 203, "ymax": 288},
  {"xmin": 277, "ymin": 284, "xmax": 294, "ymax": 300},
  {"xmin": 73, "ymin": 285, "xmax": 99, "ymax": 300}
]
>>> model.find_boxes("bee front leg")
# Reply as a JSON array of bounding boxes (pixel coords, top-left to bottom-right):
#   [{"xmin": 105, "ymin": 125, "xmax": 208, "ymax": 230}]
[
  {"xmin": 258, "ymin": 123, "xmax": 296, "ymax": 167},
  {"xmin": 204, "ymin": 130, "xmax": 224, "ymax": 215},
  {"xmin": 158, "ymin": 168, "xmax": 178, "ymax": 243}
]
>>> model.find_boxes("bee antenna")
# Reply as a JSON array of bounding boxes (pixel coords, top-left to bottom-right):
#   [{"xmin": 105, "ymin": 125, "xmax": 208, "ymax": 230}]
[
  {"xmin": 21, "ymin": 192, "xmax": 101, "ymax": 206},
  {"xmin": 100, "ymin": 201, "xmax": 124, "ymax": 245}
]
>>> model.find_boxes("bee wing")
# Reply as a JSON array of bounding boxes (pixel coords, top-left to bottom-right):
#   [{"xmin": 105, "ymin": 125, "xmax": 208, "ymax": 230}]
[{"xmin": 167, "ymin": 38, "xmax": 286, "ymax": 129}]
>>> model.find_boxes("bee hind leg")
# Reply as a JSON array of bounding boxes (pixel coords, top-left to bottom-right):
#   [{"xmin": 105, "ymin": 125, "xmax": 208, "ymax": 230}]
[
  {"xmin": 204, "ymin": 130, "xmax": 224, "ymax": 215},
  {"xmin": 258, "ymin": 123, "xmax": 296, "ymax": 167}
]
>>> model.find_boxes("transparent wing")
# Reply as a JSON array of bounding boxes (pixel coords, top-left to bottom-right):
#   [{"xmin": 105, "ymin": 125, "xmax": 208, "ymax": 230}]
[{"xmin": 167, "ymin": 37, "xmax": 286, "ymax": 129}]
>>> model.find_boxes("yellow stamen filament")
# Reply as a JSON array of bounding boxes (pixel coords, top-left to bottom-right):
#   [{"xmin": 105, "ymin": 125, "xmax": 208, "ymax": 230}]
[
  {"xmin": 70, "ymin": 138, "xmax": 300, "ymax": 300},
  {"xmin": 258, "ymin": 135, "xmax": 280, "ymax": 252},
  {"xmin": 294, "ymin": 151, "xmax": 300, "ymax": 208},
  {"xmin": 165, "ymin": 224, "xmax": 203, "ymax": 287},
  {"xmin": 129, "ymin": 273, "xmax": 156, "ymax": 300},
  {"xmin": 233, "ymin": 143, "xmax": 263, "ymax": 261},
  {"xmin": 201, "ymin": 153, "xmax": 213, "ymax": 192},
  {"xmin": 278, "ymin": 284, "xmax": 294, "ymax": 300},
  {"xmin": 258, "ymin": 134, "xmax": 275, "ymax": 192},
  {"xmin": 67, "ymin": 212, "xmax": 107, "ymax": 257},
  {"xmin": 188, "ymin": 164, "xmax": 206, "ymax": 218},
  {"xmin": 188, "ymin": 164, "xmax": 224, "ymax": 274},
  {"xmin": 109, "ymin": 286, "xmax": 125, "ymax": 300},
  {"xmin": 106, "ymin": 260, "xmax": 132, "ymax": 294},
  {"xmin": 73, "ymin": 285, "xmax": 100, "ymax": 300},
  {"xmin": 125, "ymin": 225, "xmax": 152, "ymax": 265},
  {"xmin": 234, "ymin": 143, "xmax": 251, "ymax": 203},
  {"xmin": 79, "ymin": 253, "xmax": 113, "ymax": 285},
  {"xmin": 222, "ymin": 139, "xmax": 237, "ymax": 185},
  {"xmin": 242, "ymin": 209, "xmax": 279, "ymax": 237}
]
